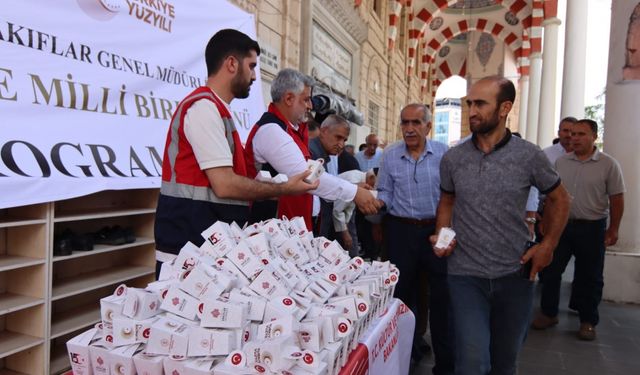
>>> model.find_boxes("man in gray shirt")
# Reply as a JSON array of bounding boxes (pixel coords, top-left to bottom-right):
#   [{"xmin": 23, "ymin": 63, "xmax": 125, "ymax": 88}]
[
  {"xmin": 533, "ymin": 119, "xmax": 625, "ymax": 341},
  {"xmin": 431, "ymin": 76, "xmax": 570, "ymax": 374}
]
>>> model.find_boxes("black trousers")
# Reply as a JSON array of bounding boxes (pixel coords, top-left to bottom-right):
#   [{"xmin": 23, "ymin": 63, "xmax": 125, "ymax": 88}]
[{"xmin": 386, "ymin": 217, "xmax": 454, "ymax": 374}]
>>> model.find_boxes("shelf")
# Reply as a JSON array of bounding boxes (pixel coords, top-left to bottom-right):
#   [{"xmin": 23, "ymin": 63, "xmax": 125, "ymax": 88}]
[
  {"xmin": 0, "ymin": 332, "xmax": 43, "ymax": 359},
  {"xmin": 54, "ymin": 208, "xmax": 155, "ymax": 223},
  {"xmin": 52, "ymin": 265, "xmax": 154, "ymax": 301},
  {"xmin": 0, "ymin": 256, "xmax": 45, "ymax": 273},
  {"xmin": 52, "ymin": 237, "xmax": 154, "ymax": 262},
  {"xmin": 0, "ymin": 218, "xmax": 47, "ymax": 229},
  {"xmin": 50, "ymin": 305, "xmax": 100, "ymax": 339},
  {"xmin": 0, "ymin": 294, "xmax": 43, "ymax": 316},
  {"xmin": 49, "ymin": 344, "xmax": 70, "ymax": 375},
  {"xmin": 0, "ymin": 370, "xmax": 30, "ymax": 375}
]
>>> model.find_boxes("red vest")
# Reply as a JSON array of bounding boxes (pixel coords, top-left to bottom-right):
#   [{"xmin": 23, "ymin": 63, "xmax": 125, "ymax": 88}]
[
  {"xmin": 245, "ymin": 104, "xmax": 314, "ymax": 230},
  {"xmin": 156, "ymin": 87, "xmax": 250, "ymax": 255}
]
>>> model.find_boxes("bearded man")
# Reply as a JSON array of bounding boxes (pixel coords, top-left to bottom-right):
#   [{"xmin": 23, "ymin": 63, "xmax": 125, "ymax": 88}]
[{"xmin": 431, "ymin": 76, "xmax": 571, "ymax": 374}]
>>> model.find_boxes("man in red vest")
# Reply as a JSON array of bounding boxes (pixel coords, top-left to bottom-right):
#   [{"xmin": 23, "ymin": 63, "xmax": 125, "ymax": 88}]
[
  {"xmin": 154, "ymin": 30, "xmax": 316, "ymax": 274},
  {"xmin": 245, "ymin": 68, "xmax": 382, "ymax": 230}
]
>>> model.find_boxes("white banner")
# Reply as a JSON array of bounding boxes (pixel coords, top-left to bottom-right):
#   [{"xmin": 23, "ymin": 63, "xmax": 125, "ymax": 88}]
[
  {"xmin": 0, "ymin": 0, "xmax": 265, "ymax": 208},
  {"xmin": 339, "ymin": 298, "xmax": 415, "ymax": 375}
]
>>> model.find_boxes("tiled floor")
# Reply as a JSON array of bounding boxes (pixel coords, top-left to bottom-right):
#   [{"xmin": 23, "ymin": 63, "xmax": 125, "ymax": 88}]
[{"xmin": 410, "ymin": 264, "xmax": 640, "ymax": 375}]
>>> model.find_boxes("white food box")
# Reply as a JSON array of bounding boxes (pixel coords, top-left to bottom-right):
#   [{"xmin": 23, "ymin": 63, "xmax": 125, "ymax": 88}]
[
  {"xmin": 145, "ymin": 317, "xmax": 190, "ymax": 356},
  {"xmin": 66, "ymin": 328, "xmax": 100, "ymax": 375},
  {"xmin": 133, "ymin": 352, "xmax": 164, "ymax": 375},
  {"xmin": 255, "ymin": 170, "xmax": 272, "ymax": 182},
  {"xmin": 201, "ymin": 221, "xmax": 236, "ymax": 257},
  {"xmin": 163, "ymin": 355, "xmax": 192, "ymax": 375},
  {"xmin": 263, "ymin": 295, "xmax": 304, "ymax": 322},
  {"xmin": 108, "ymin": 343, "xmax": 142, "ymax": 375},
  {"xmin": 435, "ymin": 227, "xmax": 456, "ymax": 249},
  {"xmin": 185, "ymin": 357, "xmax": 224, "ymax": 375},
  {"xmin": 226, "ymin": 241, "xmax": 265, "ymax": 280},
  {"xmin": 304, "ymin": 159, "xmax": 324, "ymax": 183},
  {"xmin": 180, "ymin": 263, "xmax": 231, "ymax": 300},
  {"xmin": 298, "ymin": 320, "xmax": 323, "ymax": 352},
  {"xmin": 159, "ymin": 285, "xmax": 200, "ymax": 320},
  {"xmin": 227, "ymin": 289, "xmax": 267, "ymax": 322},
  {"xmin": 173, "ymin": 241, "xmax": 202, "ymax": 271},
  {"xmin": 187, "ymin": 327, "xmax": 236, "ymax": 356},
  {"xmin": 88, "ymin": 340, "xmax": 111, "ymax": 375},
  {"xmin": 272, "ymin": 173, "xmax": 289, "ymax": 183},
  {"xmin": 112, "ymin": 316, "xmax": 155, "ymax": 347},
  {"xmin": 122, "ymin": 288, "xmax": 161, "ymax": 320},
  {"xmin": 198, "ymin": 299, "xmax": 247, "ymax": 329},
  {"xmin": 256, "ymin": 315, "xmax": 298, "ymax": 340},
  {"xmin": 249, "ymin": 269, "xmax": 290, "ymax": 300},
  {"xmin": 100, "ymin": 295, "xmax": 125, "ymax": 324}
]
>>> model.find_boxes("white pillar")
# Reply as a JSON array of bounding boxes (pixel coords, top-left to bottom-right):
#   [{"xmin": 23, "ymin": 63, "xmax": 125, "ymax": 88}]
[
  {"xmin": 602, "ymin": 0, "xmax": 640, "ymax": 305},
  {"xmin": 525, "ymin": 53, "xmax": 542, "ymax": 143},
  {"xmin": 602, "ymin": 3, "xmax": 640, "ymax": 253},
  {"xmin": 537, "ymin": 17, "xmax": 562, "ymax": 148},
  {"xmin": 518, "ymin": 76, "xmax": 529, "ymax": 136},
  {"xmin": 560, "ymin": 0, "xmax": 588, "ymax": 119}
]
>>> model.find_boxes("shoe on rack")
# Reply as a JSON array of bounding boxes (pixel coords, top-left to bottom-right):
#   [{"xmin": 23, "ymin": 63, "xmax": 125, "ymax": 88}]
[
  {"xmin": 531, "ymin": 312, "xmax": 559, "ymax": 330},
  {"xmin": 53, "ymin": 230, "xmax": 73, "ymax": 256},
  {"xmin": 94, "ymin": 226, "xmax": 127, "ymax": 245},
  {"xmin": 71, "ymin": 232, "xmax": 94, "ymax": 251},
  {"xmin": 578, "ymin": 322, "xmax": 596, "ymax": 341}
]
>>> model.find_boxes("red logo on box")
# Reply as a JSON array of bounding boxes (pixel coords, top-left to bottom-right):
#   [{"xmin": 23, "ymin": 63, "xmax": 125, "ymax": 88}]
[
  {"xmin": 303, "ymin": 353, "xmax": 314, "ymax": 364},
  {"xmin": 231, "ymin": 353, "xmax": 242, "ymax": 365},
  {"xmin": 172, "ymin": 297, "xmax": 180, "ymax": 306},
  {"xmin": 338, "ymin": 323, "xmax": 348, "ymax": 333},
  {"xmin": 211, "ymin": 309, "xmax": 221, "ymax": 318},
  {"xmin": 283, "ymin": 298, "xmax": 293, "ymax": 306}
]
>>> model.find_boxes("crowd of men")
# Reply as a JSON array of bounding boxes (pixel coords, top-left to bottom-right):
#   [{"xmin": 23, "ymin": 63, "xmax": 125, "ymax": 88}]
[{"xmin": 154, "ymin": 29, "xmax": 626, "ymax": 375}]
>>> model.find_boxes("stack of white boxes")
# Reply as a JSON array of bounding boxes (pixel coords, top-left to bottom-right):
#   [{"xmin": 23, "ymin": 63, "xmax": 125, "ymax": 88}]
[{"xmin": 66, "ymin": 216, "xmax": 399, "ymax": 375}]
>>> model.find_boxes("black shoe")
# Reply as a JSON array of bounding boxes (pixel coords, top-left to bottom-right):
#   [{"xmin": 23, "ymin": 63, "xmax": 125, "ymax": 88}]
[
  {"xmin": 53, "ymin": 230, "xmax": 74, "ymax": 256},
  {"xmin": 71, "ymin": 233, "xmax": 94, "ymax": 251},
  {"xmin": 94, "ymin": 226, "xmax": 127, "ymax": 245}
]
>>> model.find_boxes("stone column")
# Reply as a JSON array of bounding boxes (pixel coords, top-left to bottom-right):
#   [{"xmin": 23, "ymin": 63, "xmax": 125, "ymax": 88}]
[
  {"xmin": 525, "ymin": 53, "xmax": 542, "ymax": 143},
  {"xmin": 537, "ymin": 17, "xmax": 562, "ymax": 147},
  {"xmin": 560, "ymin": 0, "xmax": 588, "ymax": 119},
  {"xmin": 601, "ymin": 1, "xmax": 640, "ymax": 304},
  {"xmin": 517, "ymin": 76, "xmax": 529, "ymax": 136}
]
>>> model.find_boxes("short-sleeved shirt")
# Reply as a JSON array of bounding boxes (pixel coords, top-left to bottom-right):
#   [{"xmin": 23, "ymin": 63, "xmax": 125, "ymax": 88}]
[
  {"xmin": 555, "ymin": 149, "xmax": 625, "ymax": 220},
  {"xmin": 377, "ymin": 139, "xmax": 448, "ymax": 220},
  {"xmin": 184, "ymin": 99, "xmax": 233, "ymax": 169},
  {"xmin": 355, "ymin": 149, "xmax": 383, "ymax": 172},
  {"xmin": 440, "ymin": 131, "xmax": 560, "ymax": 278}
]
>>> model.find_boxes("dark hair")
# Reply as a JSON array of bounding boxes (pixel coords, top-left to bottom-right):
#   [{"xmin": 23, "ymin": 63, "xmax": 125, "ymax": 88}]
[
  {"xmin": 552, "ymin": 137, "xmax": 560, "ymax": 144},
  {"xmin": 560, "ymin": 116, "xmax": 578, "ymax": 124},
  {"xmin": 496, "ymin": 78, "xmax": 516, "ymax": 105},
  {"xmin": 577, "ymin": 118, "xmax": 598, "ymax": 135},
  {"xmin": 512, "ymin": 131, "xmax": 522, "ymax": 138},
  {"xmin": 205, "ymin": 29, "xmax": 260, "ymax": 76},
  {"xmin": 359, "ymin": 143, "xmax": 366, "ymax": 152}
]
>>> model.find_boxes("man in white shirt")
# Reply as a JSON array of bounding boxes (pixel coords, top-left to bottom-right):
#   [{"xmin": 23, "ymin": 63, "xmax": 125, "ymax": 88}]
[
  {"xmin": 155, "ymin": 30, "xmax": 317, "ymax": 274},
  {"xmin": 245, "ymin": 69, "xmax": 382, "ymax": 229},
  {"xmin": 543, "ymin": 117, "xmax": 578, "ymax": 163}
]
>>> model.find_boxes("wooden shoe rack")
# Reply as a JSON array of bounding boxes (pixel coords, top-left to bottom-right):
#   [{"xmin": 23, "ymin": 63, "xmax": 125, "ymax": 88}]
[{"xmin": 0, "ymin": 189, "xmax": 158, "ymax": 374}]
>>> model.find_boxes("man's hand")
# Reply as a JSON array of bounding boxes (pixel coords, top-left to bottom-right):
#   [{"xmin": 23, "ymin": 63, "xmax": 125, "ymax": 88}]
[
  {"xmin": 340, "ymin": 230, "xmax": 353, "ymax": 250},
  {"xmin": 520, "ymin": 242, "xmax": 554, "ymax": 281},
  {"xmin": 354, "ymin": 187, "xmax": 383, "ymax": 215},
  {"xmin": 604, "ymin": 227, "xmax": 619, "ymax": 246},
  {"xmin": 281, "ymin": 170, "xmax": 319, "ymax": 195},
  {"xmin": 429, "ymin": 232, "xmax": 457, "ymax": 258}
]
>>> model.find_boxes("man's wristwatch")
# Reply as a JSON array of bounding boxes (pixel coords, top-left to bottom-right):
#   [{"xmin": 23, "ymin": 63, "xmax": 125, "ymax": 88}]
[{"xmin": 525, "ymin": 217, "xmax": 537, "ymax": 224}]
